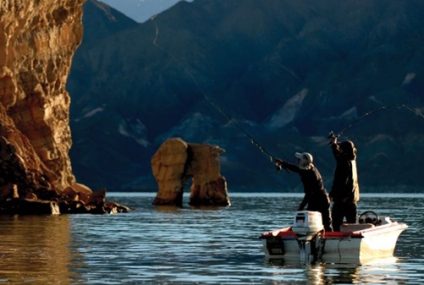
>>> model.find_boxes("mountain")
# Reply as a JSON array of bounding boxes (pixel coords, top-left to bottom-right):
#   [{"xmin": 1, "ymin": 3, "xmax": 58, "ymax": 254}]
[
  {"xmin": 82, "ymin": 1, "xmax": 139, "ymax": 45},
  {"xmin": 68, "ymin": 0, "xmax": 424, "ymax": 192}
]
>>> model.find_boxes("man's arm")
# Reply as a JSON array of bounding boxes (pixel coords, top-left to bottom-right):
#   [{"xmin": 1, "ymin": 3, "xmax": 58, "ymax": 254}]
[
  {"xmin": 330, "ymin": 137, "xmax": 342, "ymax": 159},
  {"xmin": 274, "ymin": 159, "xmax": 300, "ymax": 173}
]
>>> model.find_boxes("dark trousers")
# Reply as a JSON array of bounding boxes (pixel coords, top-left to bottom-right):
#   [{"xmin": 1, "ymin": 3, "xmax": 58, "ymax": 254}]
[
  {"xmin": 331, "ymin": 202, "xmax": 357, "ymax": 231},
  {"xmin": 308, "ymin": 200, "xmax": 333, "ymax": 232}
]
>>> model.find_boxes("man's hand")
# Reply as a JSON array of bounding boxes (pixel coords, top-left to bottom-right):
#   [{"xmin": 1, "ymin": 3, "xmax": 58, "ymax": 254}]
[
  {"xmin": 274, "ymin": 158, "xmax": 285, "ymax": 171},
  {"xmin": 328, "ymin": 131, "xmax": 338, "ymax": 145}
]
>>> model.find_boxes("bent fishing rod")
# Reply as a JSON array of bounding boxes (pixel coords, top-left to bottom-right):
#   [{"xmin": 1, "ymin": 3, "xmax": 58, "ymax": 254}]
[
  {"xmin": 329, "ymin": 104, "xmax": 424, "ymax": 139},
  {"xmin": 151, "ymin": 18, "xmax": 277, "ymax": 163}
]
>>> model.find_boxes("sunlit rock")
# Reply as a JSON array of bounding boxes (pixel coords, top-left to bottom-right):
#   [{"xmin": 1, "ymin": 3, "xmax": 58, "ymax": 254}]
[
  {"xmin": 0, "ymin": 0, "xmax": 128, "ymax": 214},
  {"xmin": 152, "ymin": 138, "xmax": 230, "ymax": 207}
]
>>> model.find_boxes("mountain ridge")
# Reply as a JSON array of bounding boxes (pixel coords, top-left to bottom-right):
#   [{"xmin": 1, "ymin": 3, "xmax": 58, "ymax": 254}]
[{"xmin": 68, "ymin": 0, "xmax": 424, "ymax": 191}]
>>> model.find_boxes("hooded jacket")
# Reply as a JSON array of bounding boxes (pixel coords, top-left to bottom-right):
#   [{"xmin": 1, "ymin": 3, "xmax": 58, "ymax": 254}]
[{"xmin": 329, "ymin": 142, "xmax": 360, "ymax": 204}]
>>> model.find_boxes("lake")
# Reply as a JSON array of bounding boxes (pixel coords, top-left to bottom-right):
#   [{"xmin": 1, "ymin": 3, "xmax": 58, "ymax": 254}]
[{"xmin": 0, "ymin": 193, "xmax": 423, "ymax": 284}]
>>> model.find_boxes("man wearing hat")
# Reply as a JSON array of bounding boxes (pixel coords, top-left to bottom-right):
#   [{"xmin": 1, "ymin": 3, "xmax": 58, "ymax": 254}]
[{"xmin": 275, "ymin": 152, "xmax": 333, "ymax": 231}]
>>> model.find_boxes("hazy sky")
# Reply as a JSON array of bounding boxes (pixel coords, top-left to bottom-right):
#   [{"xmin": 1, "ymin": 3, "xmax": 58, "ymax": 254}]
[{"xmin": 100, "ymin": 0, "xmax": 192, "ymax": 23}]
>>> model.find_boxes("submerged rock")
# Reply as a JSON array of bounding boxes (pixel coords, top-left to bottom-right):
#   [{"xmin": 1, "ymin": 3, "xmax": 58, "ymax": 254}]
[{"xmin": 151, "ymin": 138, "xmax": 231, "ymax": 207}]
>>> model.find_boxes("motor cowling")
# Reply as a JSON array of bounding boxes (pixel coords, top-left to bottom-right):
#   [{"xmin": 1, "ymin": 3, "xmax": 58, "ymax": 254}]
[{"xmin": 291, "ymin": 211, "xmax": 324, "ymax": 240}]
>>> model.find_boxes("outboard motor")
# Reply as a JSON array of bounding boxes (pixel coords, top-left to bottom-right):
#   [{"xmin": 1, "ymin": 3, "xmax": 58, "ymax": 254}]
[
  {"xmin": 292, "ymin": 211, "xmax": 324, "ymax": 240},
  {"xmin": 291, "ymin": 211, "xmax": 325, "ymax": 263}
]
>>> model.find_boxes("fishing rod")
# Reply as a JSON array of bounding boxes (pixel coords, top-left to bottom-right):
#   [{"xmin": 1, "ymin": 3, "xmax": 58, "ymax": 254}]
[
  {"xmin": 151, "ymin": 18, "xmax": 277, "ymax": 163},
  {"xmin": 151, "ymin": 19, "xmax": 424, "ymax": 162},
  {"xmin": 329, "ymin": 104, "xmax": 424, "ymax": 139}
]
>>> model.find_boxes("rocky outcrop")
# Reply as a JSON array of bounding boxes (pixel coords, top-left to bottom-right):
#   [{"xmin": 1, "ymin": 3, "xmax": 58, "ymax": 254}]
[
  {"xmin": 151, "ymin": 138, "xmax": 231, "ymax": 207},
  {"xmin": 0, "ymin": 1, "xmax": 128, "ymax": 214}
]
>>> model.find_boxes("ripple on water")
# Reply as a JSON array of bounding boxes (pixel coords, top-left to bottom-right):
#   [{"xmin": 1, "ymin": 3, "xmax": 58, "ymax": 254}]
[{"xmin": 0, "ymin": 194, "xmax": 423, "ymax": 284}]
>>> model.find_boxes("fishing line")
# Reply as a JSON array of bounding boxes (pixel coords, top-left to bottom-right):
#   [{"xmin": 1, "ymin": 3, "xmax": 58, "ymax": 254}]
[{"xmin": 151, "ymin": 18, "xmax": 277, "ymax": 163}]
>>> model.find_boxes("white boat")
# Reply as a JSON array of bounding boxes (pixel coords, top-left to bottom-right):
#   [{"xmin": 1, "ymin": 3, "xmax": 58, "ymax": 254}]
[{"xmin": 260, "ymin": 210, "xmax": 408, "ymax": 264}]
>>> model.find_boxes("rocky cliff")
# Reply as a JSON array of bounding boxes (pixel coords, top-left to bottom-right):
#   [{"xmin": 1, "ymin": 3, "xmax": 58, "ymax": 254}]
[
  {"xmin": 0, "ymin": 0, "xmax": 84, "ymax": 190},
  {"xmin": 0, "ymin": 1, "xmax": 127, "ymax": 213}
]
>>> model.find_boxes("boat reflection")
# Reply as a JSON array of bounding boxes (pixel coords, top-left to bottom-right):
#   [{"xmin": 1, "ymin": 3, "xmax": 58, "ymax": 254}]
[
  {"xmin": 267, "ymin": 257, "xmax": 399, "ymax": 284},
  {"xmin": 0, "ymin": 215, "xmax": 78, "ymax": 285}
]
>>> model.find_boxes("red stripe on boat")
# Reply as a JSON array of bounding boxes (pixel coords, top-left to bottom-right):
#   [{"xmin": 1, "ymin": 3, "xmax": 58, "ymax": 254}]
[{"xmin": 260, "ymin": 227, "xmax": 363, "ymax": 239}]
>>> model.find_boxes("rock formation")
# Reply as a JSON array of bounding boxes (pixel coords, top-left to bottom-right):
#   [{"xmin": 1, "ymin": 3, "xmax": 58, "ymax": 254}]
[
  {"xmin": 151, "ymin": 138, "xmax": 231, "ymax": 207},
  {"xmin": 0, "ymin": 1, "xmax": 128, "ymax": 214}
]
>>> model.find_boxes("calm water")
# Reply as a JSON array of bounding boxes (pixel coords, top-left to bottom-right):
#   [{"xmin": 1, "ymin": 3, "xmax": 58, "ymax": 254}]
[{"xmin": 0, "ymin": 193, "xmax": 423, "ymax": 284}]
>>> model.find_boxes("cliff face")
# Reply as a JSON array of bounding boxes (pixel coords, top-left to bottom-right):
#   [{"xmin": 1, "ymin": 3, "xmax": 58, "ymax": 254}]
[{"xmin": 0, "ymin": 0, "xmax": 84, "ymax": 192}]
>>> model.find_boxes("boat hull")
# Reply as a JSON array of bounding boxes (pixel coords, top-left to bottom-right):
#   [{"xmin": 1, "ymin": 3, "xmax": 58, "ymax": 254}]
[{"xmin": 262, "ymin": 222, "xmax": 408, "ymax": 264}]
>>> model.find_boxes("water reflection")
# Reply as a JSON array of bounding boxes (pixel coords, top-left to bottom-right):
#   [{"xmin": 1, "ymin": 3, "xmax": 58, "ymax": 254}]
[
  {"xmin": 0, "ymin": 215, "xmax": 74, "ymax": 285},
  {"xmin": 266, "ymin": 256, "xmax": 406, "ymax": 284}
]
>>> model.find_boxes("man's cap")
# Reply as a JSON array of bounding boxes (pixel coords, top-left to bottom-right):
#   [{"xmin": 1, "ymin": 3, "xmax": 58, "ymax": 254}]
[{"xmin": 295, "ymin": 152, "xmax": 313, "ymax": 164}]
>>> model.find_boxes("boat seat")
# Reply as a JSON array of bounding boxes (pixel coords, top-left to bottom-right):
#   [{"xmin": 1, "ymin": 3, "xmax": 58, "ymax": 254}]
[{"xmin": 340, "ymin": 223, "xmax": 375, "ymax": 232}]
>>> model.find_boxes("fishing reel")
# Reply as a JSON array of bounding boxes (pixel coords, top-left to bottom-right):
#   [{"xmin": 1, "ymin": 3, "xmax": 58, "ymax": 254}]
[
  {"xmin": 274, "ymin": 158, "xmax": 284, "ymax": 171},
  {"xmin": 273, "ymin": 158, "xmax": 289, "ymax": 172}
]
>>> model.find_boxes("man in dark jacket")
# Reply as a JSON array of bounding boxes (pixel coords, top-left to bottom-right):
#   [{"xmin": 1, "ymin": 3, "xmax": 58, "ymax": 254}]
[
  {"xmin": 275, "ymin": 152, "xmax": 333, "ymax": 231},
  {"xmin": 329, "ymin": 136, "xmax": 360, "ymax": 231}
]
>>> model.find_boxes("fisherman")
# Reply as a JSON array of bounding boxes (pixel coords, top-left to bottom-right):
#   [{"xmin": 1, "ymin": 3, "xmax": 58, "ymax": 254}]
[
  {"xmin": 328, "ymin": 134, "xmax": 360, "ymax": 231},
  {"xmin": 275, "ymin": 152, "xmax": 333, "ymax": 231}
]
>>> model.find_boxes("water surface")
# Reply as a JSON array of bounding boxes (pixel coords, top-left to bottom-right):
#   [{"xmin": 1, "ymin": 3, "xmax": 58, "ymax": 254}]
[{"xmin": 0, "ymin": 193, "xmax": 423, "ymax": 284}]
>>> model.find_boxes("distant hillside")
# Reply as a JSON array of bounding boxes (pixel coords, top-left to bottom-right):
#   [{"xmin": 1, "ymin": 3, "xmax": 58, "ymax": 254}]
[
  {"xmin": 68, "ymin": 0, "xmax": 424, "ymax": 192},
  {"xmin": 82, "ymin": 0, "xmax": 138, "ymax": 46}
]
